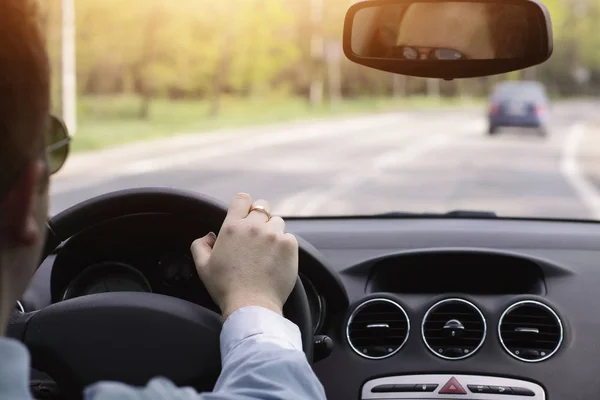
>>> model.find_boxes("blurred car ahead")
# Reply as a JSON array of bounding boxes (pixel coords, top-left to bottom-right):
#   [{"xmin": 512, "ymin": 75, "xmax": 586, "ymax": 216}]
[{"xmin": 487, "ymin": 80, "xmax": 550, "ymax": 137}]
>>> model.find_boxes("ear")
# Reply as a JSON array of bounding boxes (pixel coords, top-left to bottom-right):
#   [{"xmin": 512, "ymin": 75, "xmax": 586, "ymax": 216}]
[{"xmin": 2, "ymin": 160, "xmax": 45, "ymax": 246}]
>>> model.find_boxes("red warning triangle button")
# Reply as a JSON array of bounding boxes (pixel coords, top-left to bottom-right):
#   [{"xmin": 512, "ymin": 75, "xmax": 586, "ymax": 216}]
[{"xmin": 439, "ymin": 377, "xmax": 467, "ymax": 395}]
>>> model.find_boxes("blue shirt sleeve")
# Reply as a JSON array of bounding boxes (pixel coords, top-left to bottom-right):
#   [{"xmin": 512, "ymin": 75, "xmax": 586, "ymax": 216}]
[{"xmin": 83, "ymin": 307, "xmax": 326, "ymax": 400}]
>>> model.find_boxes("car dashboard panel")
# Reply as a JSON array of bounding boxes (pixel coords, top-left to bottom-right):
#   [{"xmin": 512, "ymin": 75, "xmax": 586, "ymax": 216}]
[
  {"xmin": 288, "ymin": 216, "xmax": 600, "ymax": 400},
  {"xmin": 362, "ymin": 250, "xmax": 550, "ymax": 295},
  {"xmin": 48, "ymin": 213, "xmax": 347, "ymax": 336},
  {"xmin": 50, "ymin": 214, "xmax": 219, "ymax": 310},
  {"xmin": 43, "ymin": 214, "xmax": 600, "ymax": 400}
]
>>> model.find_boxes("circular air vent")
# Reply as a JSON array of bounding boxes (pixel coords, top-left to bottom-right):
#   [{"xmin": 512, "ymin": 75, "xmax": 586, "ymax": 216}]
[
  {"xmin": 499, "ymin": 300, "xmax": 563, "ymax": 362},
  {"xmin": 422, "ymin": 298, "xmax": 486, "ymax": 360},
  {"xmin": 346, "ymin": 298, "xmax": 410, "ymax": 359}
]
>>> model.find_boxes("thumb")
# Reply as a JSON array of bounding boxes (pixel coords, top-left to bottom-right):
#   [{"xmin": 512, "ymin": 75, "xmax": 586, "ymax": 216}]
[{"xmin": 191, "ymin": 232, "xmax": 216, "ymax": 272}]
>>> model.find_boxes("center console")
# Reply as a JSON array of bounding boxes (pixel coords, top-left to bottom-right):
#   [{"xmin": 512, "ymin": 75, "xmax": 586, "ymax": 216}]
[{"xmin": 362, "ymin": 374, "xmax": 544, "ymax": 399}]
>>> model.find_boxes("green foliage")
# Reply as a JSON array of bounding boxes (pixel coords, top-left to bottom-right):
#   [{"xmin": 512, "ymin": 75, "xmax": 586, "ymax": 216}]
[
  {"xmin": 73, "ymin": 94, "xmax": 481, "ymax": 152},
  {"xmin": 40, "ymin": 0, "xmax": 600, "ymax": 116}
]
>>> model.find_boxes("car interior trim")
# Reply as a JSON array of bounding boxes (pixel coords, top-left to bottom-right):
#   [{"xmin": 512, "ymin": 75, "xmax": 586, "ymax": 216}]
[
  {"xmin": 299, "ymin": 273, "xmax": 326, "ymax": 334},
  {"xmin": 421, "ymin": 298, "xmax": 487, "ymax": 360},
  {"xmin": 361, "ymin": 374, "xmax": 545, "ymax": 399},
  {"xmin": 346, "ymin": 297, "xmax": 411, "ymax": 360},
  {"xmin": 61, "ymin": 261, "xmax": 153, "ymax": 301},
  {"xmin": 498, "ymin": 299, "xmax": 564, "ymax": 363}
]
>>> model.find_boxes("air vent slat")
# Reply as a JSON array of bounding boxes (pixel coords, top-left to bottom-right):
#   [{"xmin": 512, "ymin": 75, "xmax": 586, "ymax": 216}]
[
  {"xmin": 502, "ymin": 324, "xmax": 558, "ymax": 329},
  {"xmin": 422, "ymin": 298, "xmax": 486, "ymax": 360},
  {"xmin": 426, "ymin": 321, "xmax": 483, "ymax": 325},
  {"xmin": 501, "ymin": 329, "xmax": 559, "ymax": 335},
  {"xmin": 427, "ymin": 312, "xmax": 482, "ymax": 317},
  {"xmin": 350, "ymin": 327, "xmax": 407, "ymax": 331},
  {"xmin": 350, "ymin": 331, "xmax": 407, "ymax": 336},
  {"xmin": 347, "ymin": 299, "xmax": 410, "ymax": 360},
  {"xmin": 351, "ymin": 335, "xmax": 407, "ymax": 340},
  {"xmin": 503, "ymin": 314, "xmax": 554, "ymax": 320},
  {"xmin": 424, "ymin": 336, "xmax": 483, "ymax": 341},
  {"xmin": 499, "ymin": 301, "xmax": 563, "ymax": 362}
]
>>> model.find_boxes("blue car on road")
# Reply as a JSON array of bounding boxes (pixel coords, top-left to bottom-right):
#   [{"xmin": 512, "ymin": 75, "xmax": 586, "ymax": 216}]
[{"xmin": 488, "ymin": 81, "xmax": 550, "ymax": 137}]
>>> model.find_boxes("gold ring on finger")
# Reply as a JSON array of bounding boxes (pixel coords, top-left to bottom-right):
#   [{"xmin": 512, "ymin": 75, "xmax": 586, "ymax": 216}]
[{"xmin": 249, "ymin": 205, "xmax": 271, "ymax": 221}]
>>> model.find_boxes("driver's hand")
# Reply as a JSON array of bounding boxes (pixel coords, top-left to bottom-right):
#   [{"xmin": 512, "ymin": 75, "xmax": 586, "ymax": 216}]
[{"xmin": 191, "ymin": 193, "xmax": 298, "ymax": 320}]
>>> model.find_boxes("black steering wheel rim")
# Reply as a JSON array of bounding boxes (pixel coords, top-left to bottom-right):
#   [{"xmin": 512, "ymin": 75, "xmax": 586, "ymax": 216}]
[{"xmin": 10, "ymin": 187, "xmax": 313, "ymax": 397}]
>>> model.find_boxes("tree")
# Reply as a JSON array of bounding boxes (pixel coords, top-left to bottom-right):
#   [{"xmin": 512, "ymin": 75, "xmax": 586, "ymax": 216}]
[{"xmin": 46, "ymin": 0, "xmax": 600, "ymax": 108}]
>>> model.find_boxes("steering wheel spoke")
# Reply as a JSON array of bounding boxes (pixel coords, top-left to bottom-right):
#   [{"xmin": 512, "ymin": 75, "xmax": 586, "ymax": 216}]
[{"xmin": 21, "ymin": 293, "xmax": 222, "ymax": 393}]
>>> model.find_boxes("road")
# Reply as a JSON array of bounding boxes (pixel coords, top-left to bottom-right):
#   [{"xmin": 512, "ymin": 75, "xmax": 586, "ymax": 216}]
[{"xmin": 50, "ymin": 100, "xmax": 600, "ymax": 220}]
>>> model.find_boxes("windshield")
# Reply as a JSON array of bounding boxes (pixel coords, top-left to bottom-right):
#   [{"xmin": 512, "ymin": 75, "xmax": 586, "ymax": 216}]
[{"xmin": 42, "ymin": 0, "xmax": 600, "ymax": 220}]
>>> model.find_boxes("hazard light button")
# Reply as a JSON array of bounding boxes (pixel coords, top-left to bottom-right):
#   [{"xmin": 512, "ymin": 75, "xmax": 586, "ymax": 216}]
[{"xmin": 439, "ymin": 377, "xmax": 467, "ymax": 395}]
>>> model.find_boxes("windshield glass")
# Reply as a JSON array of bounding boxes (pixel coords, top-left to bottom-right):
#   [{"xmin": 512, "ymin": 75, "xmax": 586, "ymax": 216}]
[{"xmin": 42, "ymin": 0, "xmax": 600, "ymax": 220}]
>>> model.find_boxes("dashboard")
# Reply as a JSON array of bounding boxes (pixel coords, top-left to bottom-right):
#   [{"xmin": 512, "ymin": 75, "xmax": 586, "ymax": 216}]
[
  {"xmin": 58, "ymin": 258, "xmax": 325, "ymax": 334},
  {"xmin": 45, "ymin": 213, "xmax": 343, "ymax": 337},
  {"xmin": 25, "ymin": 213, "xmax": 600, "ymax": 399}
]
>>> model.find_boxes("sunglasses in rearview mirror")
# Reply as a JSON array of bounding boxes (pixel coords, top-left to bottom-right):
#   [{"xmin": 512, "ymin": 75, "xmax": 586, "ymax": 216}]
[{"xmin": 47, "ymin": 115, "xmax": 71, "ymax": 175}]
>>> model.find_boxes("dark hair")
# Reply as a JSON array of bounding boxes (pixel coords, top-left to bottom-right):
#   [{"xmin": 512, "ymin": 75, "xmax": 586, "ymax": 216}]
[{"xmin": 0, "ymin": 0, "xmax": 50, "ymax": 198}]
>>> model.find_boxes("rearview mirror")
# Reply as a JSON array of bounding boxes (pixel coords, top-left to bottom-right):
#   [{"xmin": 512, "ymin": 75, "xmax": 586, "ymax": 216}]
[{"xmin": 343, "ymin": 0, "xmax": 553, "ymax": 79}]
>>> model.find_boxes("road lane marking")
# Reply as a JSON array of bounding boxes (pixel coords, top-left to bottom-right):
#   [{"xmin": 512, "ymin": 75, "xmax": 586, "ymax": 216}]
[
  {"xmin": 51, "ymin": 114, "xmax": 414, "ymax": 195},
  {"xmin": 289, "ymin": 119, "xmax": 484, "ymax": 216},
  {"xmin": 121, "ymin": 114, "xmax": 413, "ymax": 172},
  {"xmin": 560, "ymin": 123, "xmax": 600, "ymax": 219},
  {"xmin": 295, "ymin": 135, "xmax": 452, "ymax": 216}
]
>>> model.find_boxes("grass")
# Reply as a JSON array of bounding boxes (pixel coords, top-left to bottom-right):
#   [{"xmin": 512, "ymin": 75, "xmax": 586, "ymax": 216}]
[{"xmin": 72, "ymin": 94, "xmax": 483, "ymax": 153}]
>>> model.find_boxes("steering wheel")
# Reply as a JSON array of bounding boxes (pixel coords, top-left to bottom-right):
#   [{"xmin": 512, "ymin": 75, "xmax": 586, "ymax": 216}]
[{"xmin": 7, "ymin": 188, "xmax": 313, "ymax": 398}]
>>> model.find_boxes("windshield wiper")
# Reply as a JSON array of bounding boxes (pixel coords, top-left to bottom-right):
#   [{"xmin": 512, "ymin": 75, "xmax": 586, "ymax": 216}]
[{"xmin": 374, "ymin": 210, "xmax": 497, "ymax": 218}]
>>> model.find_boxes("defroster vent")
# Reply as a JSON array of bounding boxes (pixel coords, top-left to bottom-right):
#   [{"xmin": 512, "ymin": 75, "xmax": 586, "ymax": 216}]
[{"xmin": 346, "ymin": 298, "xmax": 410, "ymax": 359}]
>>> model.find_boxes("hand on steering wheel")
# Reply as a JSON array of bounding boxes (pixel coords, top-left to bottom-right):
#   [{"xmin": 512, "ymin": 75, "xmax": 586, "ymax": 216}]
[
  {"xmin": 192, "ymin": 194, "xmax": 298, "ymax": 321},
  {"xmin": 6, "ymin": 188, "xmax": 313, "ymax": 395}
]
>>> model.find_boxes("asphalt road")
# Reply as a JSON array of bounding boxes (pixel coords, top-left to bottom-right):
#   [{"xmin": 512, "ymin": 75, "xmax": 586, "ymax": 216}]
[{"xmin": 50, "ymin": 100, "xmax": 600, "ymax": 220}]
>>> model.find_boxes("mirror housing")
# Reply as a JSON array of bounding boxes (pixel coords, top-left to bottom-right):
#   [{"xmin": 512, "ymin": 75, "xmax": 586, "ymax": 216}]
[{"xmin": 343, "ymin": 0, "xmax": 553, "ymax": 79}]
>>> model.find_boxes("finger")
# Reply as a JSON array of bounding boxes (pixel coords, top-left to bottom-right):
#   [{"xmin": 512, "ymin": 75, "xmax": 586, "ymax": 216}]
[
  {"xmin": 282, "ymin": 233, "xmax": 299, "ymax": 272},
  {"xmin": 246, "ymin": 199, "xmax": 271, "ymax": 223},
  {"xmin": 224, "ymin": 193, "xmax": 253, "ymax": 223},
  {"xmin": 190, "ymin": 232, "xmax": 217, "ymax": 272},
  {"xmin": 267, "ymin": 216, "xmax": 285, "ymax": 233},
  {"xmin": 282, "ymin": 232, "xmax": 299, "ymax": 252}
]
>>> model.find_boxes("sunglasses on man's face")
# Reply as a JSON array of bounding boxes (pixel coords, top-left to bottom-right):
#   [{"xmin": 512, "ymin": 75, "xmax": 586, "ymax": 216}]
[
  {"xmin": 47, "ymin": 115, "xmax": 71, "ymax": 175},
  {"xmin": 0, "ymin": 115, "xmax": 70, "ymax": 201}
]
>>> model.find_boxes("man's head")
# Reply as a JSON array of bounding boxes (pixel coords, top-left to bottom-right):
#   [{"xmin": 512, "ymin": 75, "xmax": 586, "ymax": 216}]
[
  {"xmin": 0, "ymin": 0, "xmax": 51, "ymax": 333},
  {"xmin": 396, "ymin": 3, "xmax": 495, "ymax": 59},
  {"xmin": 366, "ymin": 2, "xmax": 529, "ymax": 60},
  {"xmin": 396, "ymin": 2, "xmax": 528, "ymax": 59}
]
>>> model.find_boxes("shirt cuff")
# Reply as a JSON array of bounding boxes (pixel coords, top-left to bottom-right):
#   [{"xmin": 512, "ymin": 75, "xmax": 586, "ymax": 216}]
[{"xmin": 220, "ymin": 306, "xmax": 303, "ymax": 362}]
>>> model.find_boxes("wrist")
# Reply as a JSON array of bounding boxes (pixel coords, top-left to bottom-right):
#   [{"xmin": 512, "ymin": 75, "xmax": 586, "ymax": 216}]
[{"xmin": 221, "ymin": 297, "xmax": 283, "ymax": 321}]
